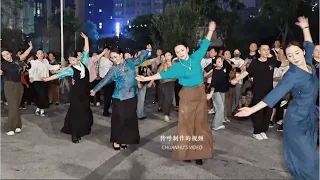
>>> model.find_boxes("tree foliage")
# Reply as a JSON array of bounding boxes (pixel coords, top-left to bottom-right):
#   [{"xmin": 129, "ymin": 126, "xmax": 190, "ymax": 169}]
[
  {"xmin": 49, "ymin": 9, "xmax": 82, "ymax": 52},
  {"xmin": 85, "ymin": 20, "xmax": 99, "ymax": 43},
  {"xmin": 124, "ymin": 14, "xmax": 155, "ymax": 47},
  {"xmin": 151, "ymin": 1, "xmax": 203, "ymax": 52}
]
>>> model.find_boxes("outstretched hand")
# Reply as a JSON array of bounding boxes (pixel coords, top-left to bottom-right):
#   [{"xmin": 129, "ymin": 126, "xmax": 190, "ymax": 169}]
[
  {"xmin": 136, "ymin": 75, "xmax": 149, "ymax": 82},
  {"xmin": 90, "ymin": 90, "xmax": 96, "ymax": 96},
  {"xmin": 234, "ymin": 107, "xmax": 254, "ymax": 117}
]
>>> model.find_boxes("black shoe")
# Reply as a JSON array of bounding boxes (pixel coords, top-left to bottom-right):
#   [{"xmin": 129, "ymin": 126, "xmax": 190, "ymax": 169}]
[
  {"xmin": 78, "ymin": 137, "xmax": 81, "ymax": 140},
  {"xmin": 195, "ymin": 159, "xmax": 203, "ymax": 165},
  {"xmin": 113, "ymin": 144, "xmax": 120, "ymax": 151},
  {"xmin": 120, "ymin": 144, "xmax": 127, "ymax": 149},
  {"xmin": 158, "ymin": 108, "xmax": 163, "ymax": 113},
  {"xmin": 55, "ymin": 102, "xmax": 59, "ymax": 105},
  {"xmin": 277, "ymin": 124, "xmax": 283, "ymax": 131},
  {"xmin": 138, "ymin": 117, "xmax": 147, "ymax": 120},
  {"xmin": 269, "ymin": 121, "xmax": 274, "ymax": 128},
  {"xmin": 72, "ymin": 136, "xmax": 79, "ymax": 143},
  {"xmin": 183, "ymin": 160, "xmax": 191, "ymax": 163}
]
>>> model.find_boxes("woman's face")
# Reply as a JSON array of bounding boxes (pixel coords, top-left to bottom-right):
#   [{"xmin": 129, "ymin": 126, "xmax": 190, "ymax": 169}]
[
  {"xmin": 165, "ymin": 52, "xmax": 172, "ymax": 61},
  {"xmin": 36, "ymin": 50, "xmax": 44, "ymax": 59},
  {"xmin": 48, "ymin": 53, "xmax": 55, "ymax": 61},
  {"xmin": 1, "ymin": 51, "xmax": 12, "ymax": 61},
  {"xmin": 174, "ymin": 45, "xmax": 189, "ymax": 60},
  {"xmin": 223, "ymin": 51, "xmax": 231, "ymax": 60},
  {"xmin": 285, "ymin": 45, "xmax": 306, "ymax": 66},
  {"xmin": 215, "ymin": 57, "xmax": 223, "ymax": 68},
  {"xmin": 160, "ymin": 55, "xmax": 165, "ymax": 62},
  {"xmin": 110, "ymin": 52, "xmax": 123, "ymax": 64},
  {"xmin": 249, "ymin": 43, "xmax": 257, "ymax": 52},
  {"xmin": 68, "ymin": 56, "xmax": 79, "ymax": 66}
]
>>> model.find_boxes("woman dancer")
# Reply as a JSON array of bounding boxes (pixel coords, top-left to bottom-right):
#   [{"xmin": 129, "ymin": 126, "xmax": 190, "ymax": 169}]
[
  {"xmin": 1, "ymin": 42, "xmax": 32, "ymax": 135},
  {"xmin": 90, "ymin": 45, "xmax": 152, "ymax": 150},
  {"xmin": 136, "ymin": 21, "xmax": 216, "ymax": 165},
  {"xmin": 29, "ymin": 49, "xmax": 60, "ymax": 116},
  {"xmin": 48, "ymin": 52, "xmax": 60, "ymax": 105},
  {"xmin": 157, "ymin": 52, "xmax": 175, "ymax": 122},
  {"xmin": 206, "ymin": 57, "xmax": 232, "ymax": 130},
  {"xmin": 43, "ymin": 33, "xmax": 93, "ymax": 143},
  {"xmin": 235, "ymin": 16, "xmax": 319, "ymax": 179}
]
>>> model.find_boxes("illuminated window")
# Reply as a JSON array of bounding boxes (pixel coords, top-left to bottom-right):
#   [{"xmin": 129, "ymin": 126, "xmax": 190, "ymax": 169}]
[
  {"xmin": 99, "ymin": 9, "xmax": 102, "ymax": 12},
  {"xmin": 115, "ymin": 22, "xmax": 120, "ymax": 37},
  {"xmin": 99, "ymin": 22, "xmax": 103, "ymax": 29}
]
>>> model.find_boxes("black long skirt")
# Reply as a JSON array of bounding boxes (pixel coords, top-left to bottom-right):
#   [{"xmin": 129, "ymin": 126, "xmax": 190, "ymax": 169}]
[
  {"xmin": 33, "ymin": 81, "xmax": 49, "ymax": 109},
  {"xmin": 60, "ymin": 86, "xmax": 93, "ymax": 138},
  {"xmin": 111, "ymin": 96, "xmax": 140, "ymax": 144}
]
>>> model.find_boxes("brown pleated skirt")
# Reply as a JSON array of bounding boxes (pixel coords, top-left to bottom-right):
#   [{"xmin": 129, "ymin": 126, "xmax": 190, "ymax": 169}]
[{"xmin": 173, "ymin": 84, "xmax": 214, "ymax": 160}]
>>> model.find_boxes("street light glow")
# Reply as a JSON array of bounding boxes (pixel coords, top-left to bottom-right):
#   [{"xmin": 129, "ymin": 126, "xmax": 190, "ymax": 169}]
[{"xmin": 116, "ymin": 22, "xmax": 120, "ymax": 37}]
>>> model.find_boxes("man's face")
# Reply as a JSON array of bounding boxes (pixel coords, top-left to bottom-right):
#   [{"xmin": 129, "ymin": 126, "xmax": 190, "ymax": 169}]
[
  {"xmin": 274, "ymin": 40, "xmax": 281, "ymax": 48},
  {"xmin": 249, "ymin": 43, "xmax": 257, "ymax": 52},
  {"xmin": 208, "ymin": 49, "xmax": 217, "ymax": 58},
  {"xmin": 259, "ymin": 45, "xmax": 270, "ymax": 58},
  {"xmin": 234, "ymin": 49, "xmax": 241, "ymax": 57},
  {"xmin": 156, "ymin": 49, "xmax": 162, "ymax": 56}
]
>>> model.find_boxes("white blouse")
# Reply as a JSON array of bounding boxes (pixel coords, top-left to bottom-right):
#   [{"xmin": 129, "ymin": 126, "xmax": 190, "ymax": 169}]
[{"xmin": 29, "ymin": 59, "xmax": 60, "ymax": 81}]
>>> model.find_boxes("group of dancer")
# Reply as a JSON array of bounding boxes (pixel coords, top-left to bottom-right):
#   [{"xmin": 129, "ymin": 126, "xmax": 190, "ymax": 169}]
[{"xmin": 1, "ymin": 17, "xmax": 319, "ymax": 179}]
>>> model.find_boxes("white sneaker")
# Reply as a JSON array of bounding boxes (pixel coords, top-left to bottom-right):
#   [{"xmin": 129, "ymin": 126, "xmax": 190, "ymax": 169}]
[
  {"xmin": 5, "ymin": 131, "xmax": 14, "ymax": 136},
  {"xmin": 213, "ymin": 125, "xmax": 225, "ymax": 130},
  {"xmin": 253, "ymin": 134, "xmax": 263, "ymax": 140},
  {"xmin": 15, "ymin": 128, "xmax": 21, "ymax": 133},
  {"xmin": 277, "ymin": 120, "xmax": 283, "ymax": 125},
  {"xmin": 96, "ymin": 102, "xmax": 101, "ymax": 107},
  {"xmin": 260, "ymin": 132, "xmax": 268, "ymax": 139},
  {"xmin": 208, "ymin": 109, "xmax": 215, "ymax": 114}
]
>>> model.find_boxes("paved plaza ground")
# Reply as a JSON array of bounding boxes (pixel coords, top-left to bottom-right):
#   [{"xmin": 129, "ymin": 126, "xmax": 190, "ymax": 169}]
[{"xmin": 1, "ymin": 94, "xmax": 291, "ymax": 179}]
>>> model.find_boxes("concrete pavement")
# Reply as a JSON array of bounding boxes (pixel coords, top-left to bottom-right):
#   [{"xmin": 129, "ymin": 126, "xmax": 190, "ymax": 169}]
[{"xmin": 1, "ymin": 97, "xmax": 291, "ymax": 179}]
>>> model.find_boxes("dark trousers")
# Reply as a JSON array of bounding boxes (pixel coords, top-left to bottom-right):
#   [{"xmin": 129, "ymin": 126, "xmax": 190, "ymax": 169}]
[
  {"xmin": 174, "ymin": 81, "xmax": 182, "ymax": 106},
  {"xmin": 103, "ymin": 82, "xmax": 114, "ymax": 115},
  {"xmin": 4, "ymin": 81, "xmax": 24, "ymax": 132},
  {"xmin": 33, "ymin": 81, "xmax": 49, "ymax": 109},
  {"xmin": 154, "ymin": 80, "xmax": 160, "ymax": 102},
  {"xmin": 252, "ymin": 98, "xmax": 273, "ymax": 134},
  {"xmin": 90, "ymin": 79, "xmax": 101, "ymax": 103},
  {"xmin": 158, "ymin": 82, "xmax": 174, "ymax": 116},
  {"xmin": 20, "ymin": 84, "xmax": 28, "ymax": 106},
  {"xmin": 1, "ymin": 77, "xmax": 6, "ymax": 102}
]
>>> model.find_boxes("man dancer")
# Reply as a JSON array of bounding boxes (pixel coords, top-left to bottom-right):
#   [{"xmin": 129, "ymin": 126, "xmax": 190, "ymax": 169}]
[{"xmin": 231, "ymin": 44, "xmax": 282, "ymax": 140}]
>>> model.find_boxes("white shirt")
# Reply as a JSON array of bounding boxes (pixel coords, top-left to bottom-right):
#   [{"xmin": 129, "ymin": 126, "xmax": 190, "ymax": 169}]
[
  {"xmin": 201, "ymin": 58, "xmax": 213, "ymax": 83},
  {"xmin": 99, "ymin": 57, "xmax": 113, "ymax": 78},
  {"xmin": 230, "ymin": 58, "xmax": 245, "ymax": 84},
  {"xmin": 29, "ymin": 59, "xmax": 60, "ymax": 81},
  {"xmin": 273, "ymin": 65, "xmax": 289, "ymax": 87},
  {"xmin": 73, "ymin": 63, "xmax": 86, "ymax": 79}
]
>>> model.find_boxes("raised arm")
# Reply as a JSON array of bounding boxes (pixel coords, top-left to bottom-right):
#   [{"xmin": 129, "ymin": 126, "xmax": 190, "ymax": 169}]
[
  {"xmin": 19, "ymin": 41, "xmax": 33, "ymax": 61},
  {"xmin": 130, "ymin": 50, "xmax": 152, "ymax": 66},
  {"xmin": 45, "ymin": 59, "xmax": 60, "ymax": 70},
  {"xmin": 92, "ymin": 67, "xmax": 115, "ymax": 93},
  {"xmin": 90, "ymin": 49, "xmax": 107, "ymax": 63},
  {"xmin": 192, "ymin": 21, "xmax": 216, "ymax": 60},
  {"xmin": 296, "ymin": 16, "xmax": 312, "ymax": 43}
]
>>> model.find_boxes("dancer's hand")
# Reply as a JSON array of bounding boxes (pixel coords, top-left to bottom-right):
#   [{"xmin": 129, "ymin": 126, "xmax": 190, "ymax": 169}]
[
  {"xmin": 230, "ymin": 78, "xmax": 237, "ymax": 85},
  {"xmin": 136, "ymin": 75, "xmax": 149, "ymax": 82},
  {"xmin": 28, "ymin": 41, "xmax": 33, "ymax": 47},
  {"xmin": 90, "ymin": 90, "xmax": 96, "ymax": 96},
  {"xmin": 80, "ymin": 32, "xmax": 88, "ymax": 39},
  {"xmin": 0, "ymin": 70, "xmax": 3, "ymax": 75},
  {"xmin": 29, "ymin": 78, "xmax": 34, "ymax": 83},
  {"xmin": 42, "ymin": 77, "xmax": 48, "ymax": 82},
  {"xmin": 208, "ymin": 21, "xmax": 216, "ymax": 32},
  {"xmin": 234, "ymin": 107, "xmax": 254, "ymax": 117},
  {"xmin": 206, "ymin": 93, "xmax": 213, "ymax": 100},
  {"xmin": 296, "ymin": 16, "xmax": 309, "ymax": 29}
]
